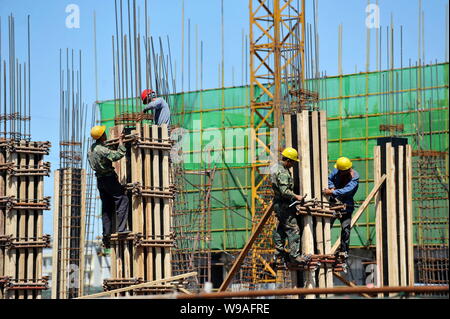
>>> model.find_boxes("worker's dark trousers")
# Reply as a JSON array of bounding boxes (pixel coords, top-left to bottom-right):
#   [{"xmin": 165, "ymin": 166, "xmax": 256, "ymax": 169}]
[
  {"xmin": 273, "ymin": 202, "xmax": 302, "ymax": 259},
  {"xmin": 331, "ymin": 210, "xmax": 353, "ymax": 254},
  {"xmin": 97, "ymin": 174, "xmax": 129, "ymax": 236}
]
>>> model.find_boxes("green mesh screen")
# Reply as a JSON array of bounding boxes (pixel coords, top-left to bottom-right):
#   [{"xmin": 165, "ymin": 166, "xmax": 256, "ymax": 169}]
[{"xmin": 97, "ymin": 62, "xmax": 449, "ymax": 250}]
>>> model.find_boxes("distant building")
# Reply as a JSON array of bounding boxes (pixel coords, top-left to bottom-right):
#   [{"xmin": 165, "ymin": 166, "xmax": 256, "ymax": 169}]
[{"xmin": 43, "ymin": 240, "xmax": 111, "ymax": 298}]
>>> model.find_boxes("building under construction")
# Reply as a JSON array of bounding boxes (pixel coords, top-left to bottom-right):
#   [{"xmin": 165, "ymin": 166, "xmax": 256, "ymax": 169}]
[
  {"xmin": 92, "ymin": 0, "xmax": 448, "ymax": 298},
  {"xmin": 0, "ymin": 0, "xmax": 449, "ymax": 299}
]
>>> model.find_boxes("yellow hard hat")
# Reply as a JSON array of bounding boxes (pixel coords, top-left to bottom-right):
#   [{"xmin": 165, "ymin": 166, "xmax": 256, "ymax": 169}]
[
  {"xmin": 281, "ymin": 147, "xmax": 299, "ymax": 162},
  {"xmin": 334, "ymin": 157, "xmax": 352, "ymax": 171},
  {"xmin": 90, "ymin": 125, "xmax": 107, "ymax": 140}
]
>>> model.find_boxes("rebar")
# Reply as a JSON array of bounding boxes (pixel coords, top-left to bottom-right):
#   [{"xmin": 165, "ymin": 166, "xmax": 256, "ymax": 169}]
[
  {"xmin": 54, "ymin": 48, "xmax": 88, "ymax": 299},
  {"xmin": 0, "ymin": 14, "xmax": 31, "ymax": 141}
]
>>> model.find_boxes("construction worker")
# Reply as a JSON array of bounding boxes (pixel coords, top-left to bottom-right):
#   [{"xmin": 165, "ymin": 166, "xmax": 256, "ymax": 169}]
[
  {"xmin": 322, "ymin": 157, "xmax": 360, "ymax": 260},
  {"xmin": 140, "ymin": 89, "xmax": 171, "ymax": 126},
  {"xmin": 270, "ymin": 147, "xmax": 312, "ymax": 265},
  {"xmin": 87, "ymin": 125, "xmax": 130, "ymax": 248}
]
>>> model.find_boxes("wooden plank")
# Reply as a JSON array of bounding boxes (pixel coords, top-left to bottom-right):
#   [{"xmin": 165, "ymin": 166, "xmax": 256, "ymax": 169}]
[
  {"xmin": 109, "ymin": 125, "xmax": 126, "ymax": 184},
  {"xmin": 152, "ymin": 125, "xmax": 162, "ymax": 280},
  {"xmin": 386, "ymin": 143, "xmax": 399, "ymax": 291},
  {"xmin": 59, "ymin": 169, "xmax": 66, "ymax": 299},
  {"xmin": 319, "ymin": 111, "xmax": 332, "ymax": 292},
  {"xmin": 405, "ymin": 145, "xmax": 414, "ymax": 286},
  {"xmin": 143, "ymin": 125, "xmax": 153, "ymax": 281},
  {"xmin": 218, "ymin": 203, "xmax": 274, "ymax": 292},
  {"xmin": 110, "ymin": 242, "xmax": 117, "ymax": 279},
  {"xmin": 26, "ymin": 154, "xmax": 36, "ymax": 299},
  {"xmin": 124, "ymin": 240, "xmax": 131, "ymax": 278},
  {"xmin": 297, "ymin": 111, "xmax": 315, "ymax": 297},
  {"xmin": 116, "ymin": 241, "xmax": 123, "ymax": 279},
  {"xmin": 51, "ymin": 170, "xmax": 60, "ymax": 299},
  {"xmin": 323, "ymin": 219, "xmax": 332, "ymax": 289},
  {"xmin": 119, "ymin": 125, "xmax": 127, "ymax": 185},
  {"xmin": 161, "ymin": 124, "xmax": 171, "ymax": 279},
  {"xmin": 374, "ymin": 146, "xmax": 383, "ymax": 290},
  {"xmin": 283, "ymin": 114, "xmax": 292, "ymax": 149},
  {"xmin": 397, "ymin": 146, "xmax": 407, "ymax": 286},
  {"xmin": 77, "ymin": 271, "xmax": 198, "ymax": 299},
  {"xmin": 59, "ymin": 169, "xmax": 70, "ymax": 299},
  {"xmin": 312, "ymin": 112, "xmax": 325, "ymax": 294},
  {"xmin": 5, "ymin": 148, "xmax": 18, "ymax": 299},
  {"xmin": 311, "ymin": 112, "xmax": 322, "ymax": 199},
  {"xmin": 18, "ymin": 143, "xmax": 27, "ymax": 299},
  {"xmin": 36, "ymin": 151, "xmax": 44, "ymax": 299},
  {"xmin": 318, "ymin": 111, "xmax": 329, "ymax": 200},
  {"xmin": 331, "ymin": 174, "xmax": 387, "ymax": 254},
  {"xmin": 131, "ymin": 123, "xmax": 144, "ymax": 279}
]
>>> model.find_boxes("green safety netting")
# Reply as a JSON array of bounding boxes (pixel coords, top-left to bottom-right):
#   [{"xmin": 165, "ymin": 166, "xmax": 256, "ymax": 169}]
[{"xmin": 97, "ymin": 62, "xmax": 449, "ymax": 250}]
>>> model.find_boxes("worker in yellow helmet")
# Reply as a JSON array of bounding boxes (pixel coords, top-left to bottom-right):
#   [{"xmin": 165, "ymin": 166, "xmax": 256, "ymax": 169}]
[
  {"xmin": 87, "ymin": 126, "xmax": 130, "ymax": 249},
  {"xmin": 322, "ymin": 157, "xmax": 359, "ymax": 261},
  {"xmin": 270, "ymin": 147, "xmax": 312, "ymax": 266}
]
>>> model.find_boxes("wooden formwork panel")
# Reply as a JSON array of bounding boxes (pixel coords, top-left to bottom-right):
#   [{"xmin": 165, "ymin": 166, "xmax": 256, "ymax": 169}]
[
  {"xmin": 375, "ymin": 141, "xmax": 414, "ymax": 296},
  {"xmin": 106, "ymin": 124, "xmax": 173, "ymax": 295},
  {"xmin": 284, "ymin": 111, "xmax": 333, "ymax": 297},
  {"xmin": 52, "ymin": 168, "xmax": 86, "ymax": 299},
  {"xmin": 0, "ymin": 140, "xmax": 51, "ymax": 299}
]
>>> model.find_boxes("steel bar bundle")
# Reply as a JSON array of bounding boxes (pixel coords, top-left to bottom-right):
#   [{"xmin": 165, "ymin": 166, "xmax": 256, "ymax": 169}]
[
  {"xmin": 51, "ymin": 49, "xmax": 87, "ymax": 299},
  {"xmin": 51, "ymin": 169, "xmax": 86, "ymax": 299},
  {"xmin": 111, "ymin": 0, "xmax": 175, "ymax": 127},
  {"xmin": 0, "ymin": 14, "xmax": 51, "ymax": 300},
  {"xmin": 284, "ymin": 110, "xmax": 333, "ymax": 298},
  {"xmin": 413, "ymin": 151, "xmax": 449, "ymax": 287},
  {"xmin": 171, "ymin": 167, "xmax": 215, "ymax": 291},
  {"xmin": 102, "ymin": 123, "xmax": 176, "ymax": 296},
  {"xmin": 374, "ymin": 138, "xmax": 414, "ymax": 296},
  {"xmin": 0, "ymin": 15, "xmax": 32, "ymax": 141},
  {"xmin": 82, "ymin": 103, "xmax": 100, "ymax": 295}
]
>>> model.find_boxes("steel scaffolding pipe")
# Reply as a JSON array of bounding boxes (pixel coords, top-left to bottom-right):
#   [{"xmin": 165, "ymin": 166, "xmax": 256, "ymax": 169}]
[{"xmin": 177, "ymin": 285, "xmax": 449, "ymax": 299}]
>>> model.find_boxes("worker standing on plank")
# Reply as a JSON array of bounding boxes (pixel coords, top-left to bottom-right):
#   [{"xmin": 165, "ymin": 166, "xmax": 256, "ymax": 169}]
[
  {"xmin": 322, "ymin": 157, "xmax": 360, "ymax": 260},
  {"xmin": 87, "ymin": 125, "xmax": 131, "ymax": 248},
  {"xmin": 140, "ymin": 89, "xmax": 171, "ymax": 126},
  {"xmin": 270, "ymin": 147, "xmax": 312, "ymax": 265}
]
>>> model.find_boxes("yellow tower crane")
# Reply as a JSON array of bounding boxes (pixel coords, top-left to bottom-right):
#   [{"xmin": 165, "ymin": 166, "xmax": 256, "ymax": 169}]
[{"xmin": 248, "ymin": 0, "xmax": 307, "ymax": 285}]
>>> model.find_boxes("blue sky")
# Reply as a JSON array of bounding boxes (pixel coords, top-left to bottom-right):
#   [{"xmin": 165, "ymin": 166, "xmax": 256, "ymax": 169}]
[{"xmin": 0, "ymin": 0, "xmax": 448, "ymax": 235}]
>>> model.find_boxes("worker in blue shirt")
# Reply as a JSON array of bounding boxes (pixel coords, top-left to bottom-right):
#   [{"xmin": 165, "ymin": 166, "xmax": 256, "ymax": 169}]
[
  {"xmin": 322, "ymin": 157, "xmax": 359, "ymax": 260},
  {"xmin": 140, "ymin": 89, "xmax": 171, "ymax": 126}
]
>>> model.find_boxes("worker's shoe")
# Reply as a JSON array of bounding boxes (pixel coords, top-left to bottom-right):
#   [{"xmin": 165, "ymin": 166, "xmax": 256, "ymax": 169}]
[
  {"xmin": 291, "ymin": 253, "xmax": 312, "ymax": 265},
  {"xmin": 273, "ymin": 250, "xmax": 289, "ymax": 265},
  {"xmin": 342, "ymin": 263, "xmax": 348, "ymax": 274},
  {"xmin": 336, "ymin": 251, "xmax": 349, "ymax": 262},
  {"xmin": 117, "ymin": 229, "xmax": 131, "ymax": 236}
]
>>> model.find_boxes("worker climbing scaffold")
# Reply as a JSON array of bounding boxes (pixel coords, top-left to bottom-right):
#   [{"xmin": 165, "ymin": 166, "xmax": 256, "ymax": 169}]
[{"xmin": 87, "ymin": 125, "xmax": 131, "ymax": 249}]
